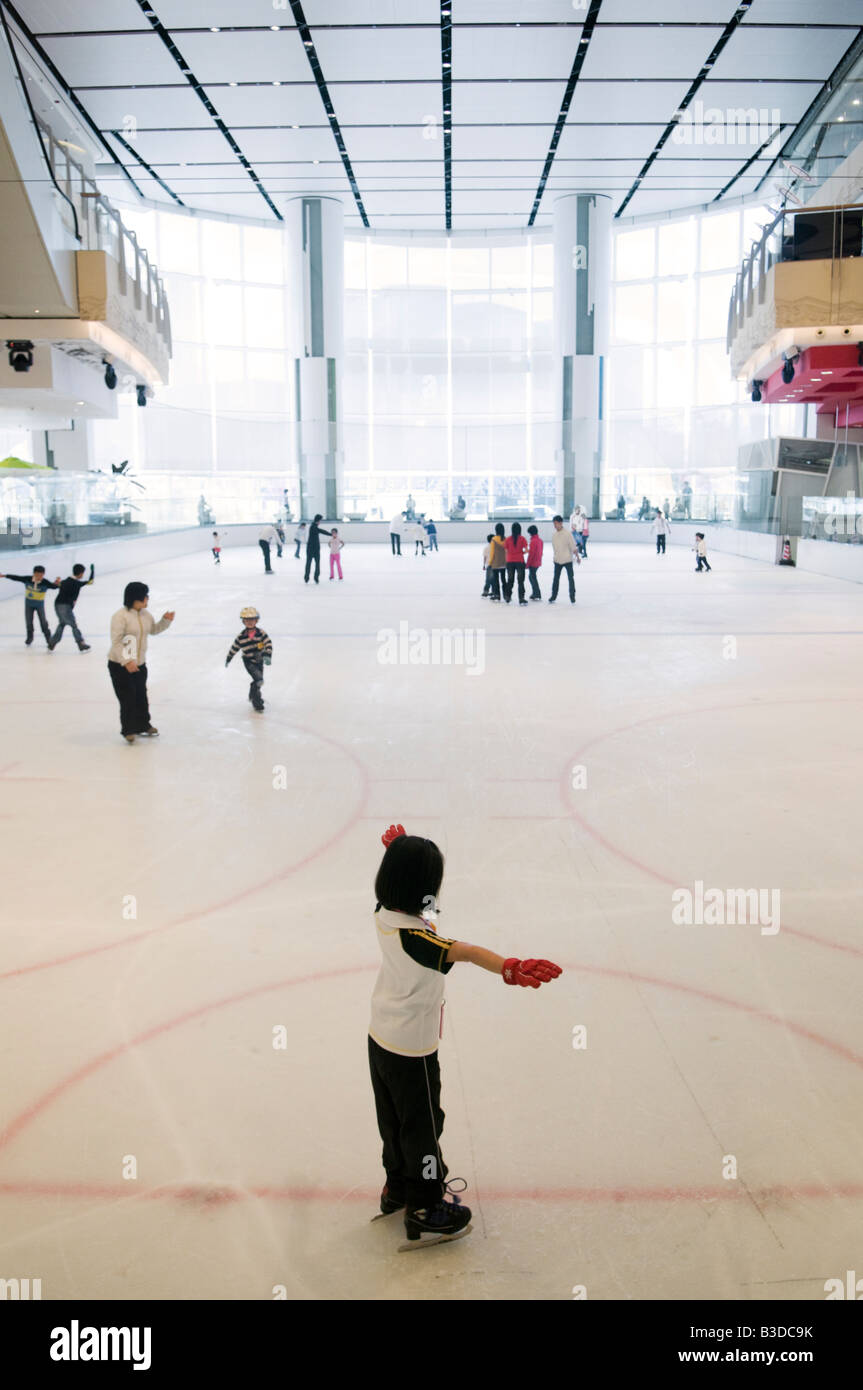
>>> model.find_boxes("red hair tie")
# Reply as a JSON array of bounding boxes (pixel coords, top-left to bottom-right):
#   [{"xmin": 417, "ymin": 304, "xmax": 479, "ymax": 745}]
[{"xmin": 381, "ymin": 823, "xmax": 406, "ymax": 847}]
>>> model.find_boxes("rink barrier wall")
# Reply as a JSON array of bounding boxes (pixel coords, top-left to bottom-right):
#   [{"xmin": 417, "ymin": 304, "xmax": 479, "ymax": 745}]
[{"xmin": 5, "ymin": 522, "xmax": 863, "ymax": 588}]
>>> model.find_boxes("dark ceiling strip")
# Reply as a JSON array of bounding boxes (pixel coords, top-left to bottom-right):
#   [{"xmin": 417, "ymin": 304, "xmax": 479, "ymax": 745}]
[
  {"xmin": 754, "ymin": 24, "xmax": 863, "ymax": 197},
  {"xmin": 441, "ymin": 0, "xmax": 452, "ymax": 231},
  {"xmin": 0, "ymin": 0, "xmax": 144, "ymax": 197},
  {"xmin": 527, "ymin": 0, "xmax": 604, "ymax": 228},
  {"xmin": 615, "ymin": 0, "xmax": 758, "ymax": 218},
  {"xmin": 110, "ymin": 129, "xmax": 185, "ymax": 205},
  {"xmin": 289, "ymin": 0, "xmax": 368, "ymax": 228},
  {"xmin": 132, "ymin": 0, "xmax": 282, "ymax": 220},
  {"xmin": 710, "ymin": 127, "xmax": 786, "ymax": 203}
]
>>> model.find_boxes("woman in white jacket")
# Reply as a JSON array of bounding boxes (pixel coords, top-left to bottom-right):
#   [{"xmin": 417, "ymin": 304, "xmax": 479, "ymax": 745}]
[
  {"xmin": 108, "ymin": 581, "xmax": 175, "ymax": 743},
  {"xmin": 649, "ymin": 508, "xmax": 671, "ymax": 555}
]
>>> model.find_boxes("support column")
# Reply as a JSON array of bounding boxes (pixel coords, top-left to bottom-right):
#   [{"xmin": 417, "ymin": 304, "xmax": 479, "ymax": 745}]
[
  {"xmin": 285, "ymin": 197, "xmax": 344, "ymax": 520},
  {"xmin": 553, "ymin": 194, "xmax": 612, "ymax": 518}
]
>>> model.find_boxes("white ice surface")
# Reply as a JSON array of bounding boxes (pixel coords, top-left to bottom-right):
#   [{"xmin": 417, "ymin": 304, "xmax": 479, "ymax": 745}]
[{"xmin": 1, "ymin": 539, "xmax": 862, "ymax": 1301}]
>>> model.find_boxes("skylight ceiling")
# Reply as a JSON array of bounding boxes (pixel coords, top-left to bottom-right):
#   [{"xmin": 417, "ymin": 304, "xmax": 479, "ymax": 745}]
[{"xmin": 6, "ymin": 0, "xmax": 863, "ymax": 230}]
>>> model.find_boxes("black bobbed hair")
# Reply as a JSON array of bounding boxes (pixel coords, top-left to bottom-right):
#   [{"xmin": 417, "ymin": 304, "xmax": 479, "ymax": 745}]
[{"xmin": 375, "ymin": 835, "xmax": 444, "ymax": 917}]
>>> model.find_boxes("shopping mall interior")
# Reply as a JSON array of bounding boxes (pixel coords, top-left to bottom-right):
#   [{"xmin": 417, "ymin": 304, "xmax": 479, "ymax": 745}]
[{"xmin": 2, "ymin": 0, "xmax": 863, "ymax": 1315}]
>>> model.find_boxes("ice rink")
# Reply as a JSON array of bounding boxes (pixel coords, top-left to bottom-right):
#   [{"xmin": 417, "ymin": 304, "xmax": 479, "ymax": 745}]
[{"xmin": 2, "ymin": 536, "xmax": 862, "ymax": 1301}]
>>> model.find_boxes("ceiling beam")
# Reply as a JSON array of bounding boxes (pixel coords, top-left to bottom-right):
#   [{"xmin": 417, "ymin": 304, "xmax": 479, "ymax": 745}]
[
  {"xmin": 289, "ymin": 0, "xmax": 368, "ymax": 228},
  {"xmin": 441, "ymin": 1, "xmax": 452, "ymax": 231},
  {"xmin": 527, "ymin": 0, "xmax": 604, "ymax": 228}
]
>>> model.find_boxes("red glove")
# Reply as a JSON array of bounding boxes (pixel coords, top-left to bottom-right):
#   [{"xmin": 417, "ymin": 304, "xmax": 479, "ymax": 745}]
[
  {"xmin": 382, "ymin": 823, "xmax": 406, "ymax": 847},
  {"xmin": 502, "ymin": 958, "xmax": 562, "ymax": 989}
]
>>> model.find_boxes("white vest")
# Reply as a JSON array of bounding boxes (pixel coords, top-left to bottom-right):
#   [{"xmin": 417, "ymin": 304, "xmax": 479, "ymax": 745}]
[{"xmin": 369, "ymin": 907, "xmax": 455, "ymax": 1057}]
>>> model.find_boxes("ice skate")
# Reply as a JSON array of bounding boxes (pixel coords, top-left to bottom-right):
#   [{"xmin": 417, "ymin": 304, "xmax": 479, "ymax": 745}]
[
  {"xmin": 371, "ymin": 1183, "xmax": 405, "ymax": 1221},
  {"xmin": 399, "ymin": 1197, "xmax": 472, "ymax": 1251}
]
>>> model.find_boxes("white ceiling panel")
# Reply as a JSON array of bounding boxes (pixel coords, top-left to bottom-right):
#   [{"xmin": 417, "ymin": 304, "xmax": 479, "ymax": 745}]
[
  {"xmin": 341, "ymin": 127, "xmax": 447, "ymax": 160},
  {"xmin": 304, "ymin": 0, "xmax": 440, "ymax": 21},
  {"xmin": 82, "ymin": 87, "xmax": 215, "ymax": 131},
  {"xmin": 451, "ymin": 160, "xmax": 547, "ymax": 177},
  {"xmin": 653, "ymin": 156, "xmax": 770, "ymax": 176},
  {"xmin": 568, "ymin": 82, "xmax": 690, "ymax": 124},
  {"xmin": 207, "ymin": 85, "xmax": 323, "ymax": 127},
  {"xmin": 181, "ymin": 193, "xmax": 281, "ymax": 217},
  {"xmin": 229, "ymin": 127, "xmax": 338, "ymax": 162},
  {"xmin": 453, "ymin": 191, "xmax": 532, "ymax": 214},
  {"xmin": 18, "ymin": 0, "xmax": 146, "ymax": 30},
  {"xmin": 547, "ymin": 159, "xmax": 645, "ymax": 177},
  {"xmin": 351, "ymin": 160, "xmax": 443, "ymax": 179},
  {"xmin": 451, "ymin": 81, "xmax": 567, "ymax": 126},
  {"xmin": 40, "ymin": 34, "xmax": 182, "ymax": 86},
  {"xmin": 312, "ymin": 29, "xmax": 440, "ymax": 82},
  {"xmin": 362, "ymin": 191, "xmax": 444, "ymax": 215},
  {"xmin": 699, "ymin": 79, "xmax": 818, "ymax": 125},
  {"xmin": 709, "ymin": 26, "xmax": 857, "ymax": 82},
  {"xmin": 155, "ymin": 0, "xmax": 296, "ymax": 27},
  {"xmin": 600, "ymin": 1, "xmax": 739, "ymax": 18},
  {"xmin": 328, "ymin": 83, "xmax": 441, "ymax": 125},
  {"xmin": 584, "ymin": 26, "xmax": 724, "ymax": 81},
  {"xmin": 450, "ymin": 213, "xmax": 530, "ymax": 227},
  {"xmin": 457, "ymin": 2, "xmax": 582, "ymax": 19},
  {"xmin": 131, "ymin": 129, "xmax": 234, "ymax": 164},
  {"xmin": 455, "ymin": 126, "xmax": 554, "ymax": 160},
  {"xmin": 743, "ymin": 0, "xmax": 863, "ymax": 25},
  {"xmin": 625, "ymin": 187, "xmax": 720, "ymax": 216},
  {"xmin": 453, "ymin": 26, "xmax": 578, "ymax": 81},
  {"xmin": 174, "ymin": 31, "xmax": 310, "ymax": 84},
  {"xmin": 556, "ymin": 124, "xmax": 665, "ymax": 158}
]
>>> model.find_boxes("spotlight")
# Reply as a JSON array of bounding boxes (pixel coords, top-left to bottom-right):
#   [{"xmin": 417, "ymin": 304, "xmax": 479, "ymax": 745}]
[
  {"xmin": 7, "ymin": 339, "xmax": 34, "ymax": 372},
  {"xmin": 751, "ymin": 380, "xmax": 763, "ymax": 402},
  {"xmin": 104, "ymin": 361, "xmax": 117, "ymax": 390},
  {"xmin": 781, "ymin": 358, "xmax": 795, "ymax": 384},
  {"xmin": 136, "ymin": 384, "xmax": 147, "ymax": 407}
]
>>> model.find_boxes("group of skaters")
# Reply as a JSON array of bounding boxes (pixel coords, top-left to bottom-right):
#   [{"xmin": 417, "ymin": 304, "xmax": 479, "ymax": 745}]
[
  {"xmin": 389, "ymin": 513, "xmax": 439, "ymax": 557},
  {"xmin": 254, "ymin": 517, "xmax": 345, "ymax": 583},
  {"xmin": 481, "ymin": 517, "xmax": 584, "ymax": 605}
]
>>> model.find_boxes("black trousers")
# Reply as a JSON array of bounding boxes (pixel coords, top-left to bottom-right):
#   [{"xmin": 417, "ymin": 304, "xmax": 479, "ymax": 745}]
[
  {"xmin": 505, "ymin": 561, "xmax": 525, "ymax": 602},
  {"xmin": 551, "ymin": 561, "xmax": 576, "ymax": 601},
  {"xmin": 108, "ymin": 661, "xmax": 150, "ymax": 735},
  {"xmin": 528, "ymin": 566, "xmax": 541, "ymax": 599},
  {"xmin": 391, "ymin": 533, "xmax": 401, "ymax": 555},
  {"xmin": 25, "ymin": 600, "xmax": 51, "ymax": 643},
  {"xmin": 259, "ymin": 540, "xmax": 272, "ymax": 572},
  {"xmin": 304, "ymin": 546, "xmax": 321, "ymax": 582},
  {"xmin": 696, "ymin": 555, "xmax": 711, "ymax": 571},
  {"xmin": 243, "ymin": 655, "xmax": 264, "ymax": 704},
  {"xmin": 489, "ymin": 567, "xmax": 505, "ymax": 599},
  {"xmin": 368, "ymin": 1035, "xmax": 447, "ymax": 1209},
  {"xmin": 656, "ymin": 534, "xmax": 666, "ymax": 554}
]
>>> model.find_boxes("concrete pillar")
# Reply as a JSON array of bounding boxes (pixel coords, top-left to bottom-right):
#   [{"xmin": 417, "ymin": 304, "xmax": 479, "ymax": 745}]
[
  {"xmin": 553, "ymin": 194, "xmax": 612, "ymax": 518},
  {"xmin": 284, "ymin": 197, "xmax": 344, "ymax": 520}
]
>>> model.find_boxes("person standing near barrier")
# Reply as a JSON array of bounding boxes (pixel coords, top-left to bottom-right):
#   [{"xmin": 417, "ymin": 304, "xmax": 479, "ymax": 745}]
[
  {"xmin": 650, "ymin": 508, "xmax": 671, "ymax": 555},
  {"xmin": 548, "ymin": 516, "xmax": 580, "ymax": 604}
]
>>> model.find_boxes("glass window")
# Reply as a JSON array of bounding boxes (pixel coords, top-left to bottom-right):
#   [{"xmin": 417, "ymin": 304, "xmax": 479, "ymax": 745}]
[
  {"xmin": 699, "ymin": 211, "xmax": 740, "ymax": 273},
  {"xmin": 696, "ymin": 342, "xmax": 738, "ymax": 406},
  {"xmin": 202, "ymin": 220, "xmax": 242, "ymax": 279},
  {"xmin": 658, "ymin": 219, "xmax": 695, "ymax": 277},
  {"xmin": 369, "ymin": 242, "xmax": 408, "ymax": 289},
  {"xmin": 531, "ymin": 240, "xmax": 554, "ymax": 288},
  {"xmin": 156, "ymin": 214, "xmax": 200, "ymax": 276},
  {"xmin": 491, "ymin": 244, "xmax": 528, "ymax": 288},
  {"xmin": 206, "ymin": 284, "xmax": 243, "ymax": 344},
  {"xmin": 615, "ymin": 226, "xmax": 655, "ymax": 281},
  {"xmin": 697, "ymin": 273, "xmax": 735, "ymax": 340},
  {"xmin": 656, "ymin": 280, "xmax": 693, "ymax": 342},
  {"xmin": 408, "ymin": 245, "xmax": 446, "ymax": 286},
  {"xmin": 449, "ymin": 247, "xmax": 490, "ymax": 291},
  {"xmin": 344, "ymin": 239, "xmax": 367, "ymax": 290},
  {"xmin": 245, "ymin": 286, "xmax": 285, "ymax": 350},
  {"xmin": 243, "ymin": 225, "xmax": 284, "ymax": 284},
  {"xmin": 614, "ymin": 284, "xmax": 655, "ymax": 344}
]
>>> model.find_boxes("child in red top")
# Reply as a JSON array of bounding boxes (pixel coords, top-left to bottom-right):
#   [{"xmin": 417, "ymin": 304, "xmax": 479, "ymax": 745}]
[
  {"xmin": 526, "ymin": 524, "xmax": 543, "ymax": 601},
  {"xmin": 503, "ymin": 521, "xmax": 528, "ymax": 605}
]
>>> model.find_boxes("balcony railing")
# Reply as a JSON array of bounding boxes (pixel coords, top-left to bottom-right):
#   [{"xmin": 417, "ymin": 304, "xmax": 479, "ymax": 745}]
[
  {"xmin": 726, "ymin": 203, "xmax": 863, "ymax": 352},
  {"xmin": 36, "ymin": 114, "xmax": 171, "ymax": 355}
]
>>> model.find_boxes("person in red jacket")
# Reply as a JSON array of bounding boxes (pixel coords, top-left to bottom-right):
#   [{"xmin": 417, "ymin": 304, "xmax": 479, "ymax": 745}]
[
  {"xmin": 526, "ymin": 524, "xmax": 543, "ymax": 601},
  {"xmin": 369, "ymin": 823, "xmax": 562, "ymax": 1249},
  {"xmin": 503, "ymin": 521, "xmax": 528, "ymax": 605}
]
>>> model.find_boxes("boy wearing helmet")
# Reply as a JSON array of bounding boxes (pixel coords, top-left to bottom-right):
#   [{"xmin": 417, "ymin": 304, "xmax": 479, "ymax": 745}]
[{"xmin": 225, "ymin": 607, "xmax": 273, "ymax": 712}]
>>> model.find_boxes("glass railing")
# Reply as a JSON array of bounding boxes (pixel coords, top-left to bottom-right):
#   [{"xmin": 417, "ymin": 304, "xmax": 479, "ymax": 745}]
[
  {"xmin": 35, "ymin": 115, "xmax": 171, "ymax": 355},
  {"xmin": 726, "ymin": 203, "xmax": 863, "ymax": 351}
]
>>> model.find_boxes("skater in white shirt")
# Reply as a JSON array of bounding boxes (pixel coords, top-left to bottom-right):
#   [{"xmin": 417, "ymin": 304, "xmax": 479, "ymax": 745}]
[
  {"xmin": 548, "ymin": 515, "xmax": 580, "ymax": 604},
  {"xmin": 694, "ymin": 532, "xmax": 712, "ymax": 572},
  {"xmin": 650, "ymin": 508, "xmax": 671, "ymax": 555}
]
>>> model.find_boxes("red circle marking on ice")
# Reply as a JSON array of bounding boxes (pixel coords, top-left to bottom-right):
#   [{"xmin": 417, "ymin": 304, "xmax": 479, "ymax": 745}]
[{"xmin": 559, "ymin": 696, "xmax": 863, "ymax": 960}]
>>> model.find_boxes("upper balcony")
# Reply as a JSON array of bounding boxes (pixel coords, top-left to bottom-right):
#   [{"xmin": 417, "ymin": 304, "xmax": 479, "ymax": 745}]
[{"xmin": 727, "ymin": 205, "xmax": 863, "ymax": 424}]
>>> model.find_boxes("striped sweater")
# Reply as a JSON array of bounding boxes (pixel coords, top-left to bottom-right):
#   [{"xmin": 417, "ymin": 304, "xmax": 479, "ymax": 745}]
[{"xmin": 225, "ymin": 627, "xmax": 273, "ymax": 664}]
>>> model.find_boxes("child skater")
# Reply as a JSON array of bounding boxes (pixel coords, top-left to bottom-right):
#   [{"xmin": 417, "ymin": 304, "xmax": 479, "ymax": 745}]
[
  {"xmin": 225, "ymin": 606, "xmax": 272, "ymax": 712},
  {"xmin": 212, "ymin": 531, "xmax": 222, "ymax": 565},
  {"xmin": 49, "ymin": 562, "xmax": 94, "ymax": 650},
  {"xmin": 0, "ymin": 564, "xmax": 61, "ymax": 646},
  {"xmin": 294, "ymin": 521, "xmax": 307, "ymax": 559},
  {"xmin": 694, "ymin": 532, "xmax": 712, "ymax": 573},
  {"xmin": 329, "ymin": 528, "xmax": 345, "ymax": 581},
  {"xmin": 650, "ymin": 509, "xmax": 670, "ymax": 555},
  {"xmin": 526, "ymin": 524, "xmax": 543, "ymax": 601},
  {"xmin": 369, "ymin": 823, "xmax": 562, "ymax": 1249},
  {"xmin": 481, "ymin": 533, "xmax": 493, "ymax": 597}
]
